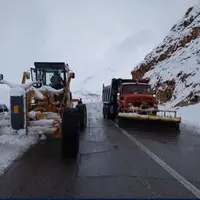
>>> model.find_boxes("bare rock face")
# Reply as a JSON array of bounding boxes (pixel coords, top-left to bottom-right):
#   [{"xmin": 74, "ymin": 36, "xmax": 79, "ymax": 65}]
[{"xmin": 131, "ymin": 4, "xmax": 200, "ymax": 107}]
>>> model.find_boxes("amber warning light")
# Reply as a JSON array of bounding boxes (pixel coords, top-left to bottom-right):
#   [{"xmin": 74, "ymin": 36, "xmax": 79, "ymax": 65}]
[{"xmin": 13, "ymin": 105, "xmax": 19, "ymax": 114}]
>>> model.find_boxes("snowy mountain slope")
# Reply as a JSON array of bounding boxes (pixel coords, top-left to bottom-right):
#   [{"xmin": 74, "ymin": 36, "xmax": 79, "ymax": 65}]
[
  {"xmin": 75, "ymin": 31, "xmax": 157, "ymax": 97},
  {"xmin": 131, "ymin": 3, "xmax": 200, "ymax": 107},
  {"xmin": 72, "ymin": 90, "xmax": 102, "ymax": 103}
]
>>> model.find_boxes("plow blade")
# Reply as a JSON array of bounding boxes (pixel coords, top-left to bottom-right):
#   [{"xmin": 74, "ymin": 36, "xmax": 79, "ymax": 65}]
[
  {"xmin": 117, "ymin": 111, "xmax": 181, "ymax": 133},
  {"xmin": 118, "ymin": 112, "xmax": 181, "ymax": 122}
]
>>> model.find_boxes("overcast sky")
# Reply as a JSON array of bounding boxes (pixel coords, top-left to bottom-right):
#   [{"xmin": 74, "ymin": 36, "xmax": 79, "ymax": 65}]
[{"xmin": 0, "ymin": 0, "xmax": 198, "ymax": 103}]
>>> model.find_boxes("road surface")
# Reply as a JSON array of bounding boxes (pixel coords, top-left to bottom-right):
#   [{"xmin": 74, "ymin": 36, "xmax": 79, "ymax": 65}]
[{"xmin": 0, "ymin": 103, "xmax": 199, "ymax": 198}]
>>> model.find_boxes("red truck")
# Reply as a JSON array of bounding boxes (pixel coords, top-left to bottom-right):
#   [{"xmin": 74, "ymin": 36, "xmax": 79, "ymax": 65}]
[{"xmin": 102, "ymin": 78, "xmax": 181, "ymax": 130}]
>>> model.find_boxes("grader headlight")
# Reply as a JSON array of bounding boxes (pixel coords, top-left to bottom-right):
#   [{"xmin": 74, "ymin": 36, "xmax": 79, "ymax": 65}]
[{"xmin": 13, "ymin": 105, "xmax": 19, "ymax": 114}]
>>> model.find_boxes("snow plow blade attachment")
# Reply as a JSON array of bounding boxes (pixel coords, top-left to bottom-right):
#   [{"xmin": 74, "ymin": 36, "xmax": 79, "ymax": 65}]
[{"xmin": 117, "ymin": 109, "xmax": 181, "ymax": 132}]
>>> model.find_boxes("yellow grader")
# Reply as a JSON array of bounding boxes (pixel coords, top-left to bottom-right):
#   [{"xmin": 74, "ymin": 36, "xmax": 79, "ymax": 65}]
[{"xmin": 0, "ymin": 62, "xmax": 87, "ymax": 158}]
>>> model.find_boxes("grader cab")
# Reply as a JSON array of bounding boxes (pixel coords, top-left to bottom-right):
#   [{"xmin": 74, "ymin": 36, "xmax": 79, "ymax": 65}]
[
  {"xmin": 0, "ymin": 62, "xmax": 87, "ymax": 159},
  {"xmin": 29, "ymin": 62, "xmax": 74, "ymax": 111}
]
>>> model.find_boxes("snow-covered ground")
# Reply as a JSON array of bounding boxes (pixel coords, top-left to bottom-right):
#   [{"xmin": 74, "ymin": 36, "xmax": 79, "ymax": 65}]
[
  {"xmin": 177, "ymin": 103, "xmax": 200, "ymax": 131},
  {"xmin": 0, "ymin": 111, "xmax": 56, "ymax": 176},
  {"xmin": 158, "ymin": 101, "xmax": 200, "ymax": 132},
  {"xmin": 0, "ymin": 126, "xmax": 38, "ymax": 176}
]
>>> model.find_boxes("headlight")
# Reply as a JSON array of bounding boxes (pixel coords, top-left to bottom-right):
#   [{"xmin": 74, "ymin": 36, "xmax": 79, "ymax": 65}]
[{"xmin": 153, "ymin": 94, "xmax": 156, "ymax": 97}]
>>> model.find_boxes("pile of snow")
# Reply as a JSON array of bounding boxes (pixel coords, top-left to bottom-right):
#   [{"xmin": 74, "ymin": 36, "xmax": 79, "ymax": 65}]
[
  {"xmin": 177, "ymin": 103, "xmax": 200, "ymax": 129},
  {"xmin": 0, "ymin": 118, "xmax": 38, "ymax": 176},
  {"xmin": 0, "ymin": 110, "xmax": 62, "ymax": 175}
]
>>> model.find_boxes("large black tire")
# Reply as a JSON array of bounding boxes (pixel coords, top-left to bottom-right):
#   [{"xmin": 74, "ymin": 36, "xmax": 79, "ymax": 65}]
[
  {"xmin": 152, "ymin": 111, "xmax": 157, "ymax": 115},
  {"xmin": 105, "ymin": 106, "xmax": 109, "ymax": 119},
  {"xmin": 172, "ymin": 122, "xmax": 181, "ymax": 133},
  {"xmin": 103, "ymin": 105, "xmax": 106, "ymax": 119},
  {"xmin": 76, "ymin": 103, "xmax": 87, "ymax": 131},
  {"xmin": 106, "ymin": 104, "xmax": 113, "ymax": 119},
  {"xmin": 61, "ymin": 107, "xmax": 80, "ymax": 159},
  {"xmin": 103, "ymin": 104, "xmax": 110, "ymax": 119}
]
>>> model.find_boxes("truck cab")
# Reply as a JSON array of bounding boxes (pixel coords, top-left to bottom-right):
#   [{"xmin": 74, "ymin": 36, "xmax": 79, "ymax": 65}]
[
  {"xmin": 118, "ymin": 82, "xmax": 158, "ymax": 111},
  {"xmin": 102, "ymin": 78, "xmax": 158, "ymax": 119}
]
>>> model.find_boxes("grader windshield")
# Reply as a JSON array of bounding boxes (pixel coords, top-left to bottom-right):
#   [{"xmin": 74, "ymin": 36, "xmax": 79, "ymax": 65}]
[{"xmin": 30, "ymin": 62, "xmax": 68, "ymax": 88}]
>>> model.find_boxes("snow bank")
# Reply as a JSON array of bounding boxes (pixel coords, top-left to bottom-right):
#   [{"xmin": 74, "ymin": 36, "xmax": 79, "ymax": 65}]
[
  {"xmin": 0, "ymin": 125, "xmax": 38, "ymax": 176},
  {"xmin": 177, "ymin": 103, "xmax": 200, "ymax": 128},
  {"xmin": 0, "ymin": 110, "xmax": 61, "ymax": 176},
  {"xmin": 158, "ymin": 102, "xmax": 200, "ymax": 134}
]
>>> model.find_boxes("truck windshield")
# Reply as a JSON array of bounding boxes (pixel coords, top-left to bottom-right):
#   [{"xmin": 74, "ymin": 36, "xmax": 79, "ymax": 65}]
[{"xmin": 122, "ymin": 84, "xmax": 151, "ymax": 93}]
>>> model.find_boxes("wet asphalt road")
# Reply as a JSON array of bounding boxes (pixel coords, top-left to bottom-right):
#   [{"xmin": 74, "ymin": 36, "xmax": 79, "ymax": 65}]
[{"xmin": 0, "ymin": 103, "xmax": 199, "ymax": 198}]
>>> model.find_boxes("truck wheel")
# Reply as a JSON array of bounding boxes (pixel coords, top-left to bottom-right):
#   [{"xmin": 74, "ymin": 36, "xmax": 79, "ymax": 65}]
[
  {"xmin": 76, "ymin": 103, "xmax": 87, "ymax": 131},
  {"xmin": 61, "ymin": 107, "xmax": 80, "ymax": 159},
  {"xmin": 105, "ymin": 105, "xmax": 112, "ymax": 119},
  {"xmin": 103, "ymin": 105, "xmax": 106, "ymax": 119},
  {"xmin": 174, "ymin": 123, "xmax": 180, "ymax": 133},
  {"xmin": 152, "ymin": 111, "xmax": 157, "ymax": 115},
  {"xmin": 105, "ymin": 106, "xmax": 109, "ymax": 119}
]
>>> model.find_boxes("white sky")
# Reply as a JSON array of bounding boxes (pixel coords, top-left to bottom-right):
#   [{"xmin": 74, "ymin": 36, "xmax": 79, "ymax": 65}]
[{"xmin": 0, "ymin": 0, "xmax": 199, "ymax": 103}]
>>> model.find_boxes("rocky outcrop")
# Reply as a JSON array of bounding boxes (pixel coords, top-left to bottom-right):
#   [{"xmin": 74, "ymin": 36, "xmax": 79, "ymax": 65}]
[{"xmin": 131, "ymin": 4, "xmax": 200, "ymax": 107}]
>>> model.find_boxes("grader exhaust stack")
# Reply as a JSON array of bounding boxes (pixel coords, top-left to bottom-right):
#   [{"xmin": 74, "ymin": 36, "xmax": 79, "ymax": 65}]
[{"xmin": 102, "ymin": 78, "xmax": 181, "ymax": 131}]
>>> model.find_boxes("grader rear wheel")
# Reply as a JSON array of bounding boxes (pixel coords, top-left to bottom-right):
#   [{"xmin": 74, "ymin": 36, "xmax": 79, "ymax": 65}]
[{"xmin": 61, "ymin": 107, "xmax": 80, "ymax": 159}]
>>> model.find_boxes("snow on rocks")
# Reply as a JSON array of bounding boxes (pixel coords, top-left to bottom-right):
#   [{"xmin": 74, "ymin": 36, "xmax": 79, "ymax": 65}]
[
  {"xmin": 131, "ymin": 2, "xmax": 200, "ymax": 107},
  {"xmin": 144, "ymin": 37, "xmax": 200, "ymax": 107}
]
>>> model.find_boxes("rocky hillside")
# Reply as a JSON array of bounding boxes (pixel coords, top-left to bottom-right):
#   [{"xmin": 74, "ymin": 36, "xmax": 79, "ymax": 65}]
[{"xmin": 131, "ymin": 3, "xmax": 200, "ymax": 108}]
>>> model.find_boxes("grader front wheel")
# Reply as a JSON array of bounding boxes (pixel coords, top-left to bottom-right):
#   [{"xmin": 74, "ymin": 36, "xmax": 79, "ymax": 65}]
[{"xmin": 61, "ymin": 107, "xmax": 80, "ymax": 159}]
